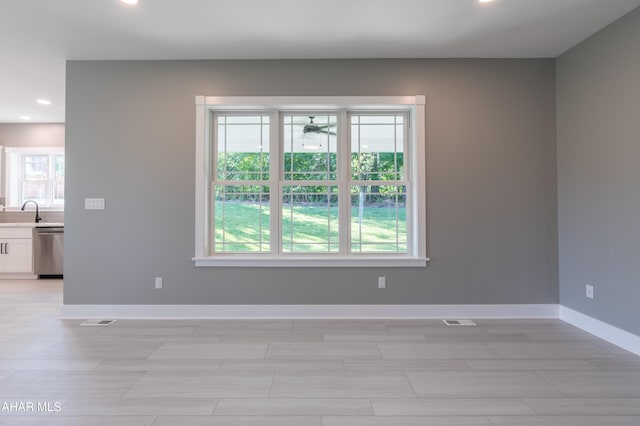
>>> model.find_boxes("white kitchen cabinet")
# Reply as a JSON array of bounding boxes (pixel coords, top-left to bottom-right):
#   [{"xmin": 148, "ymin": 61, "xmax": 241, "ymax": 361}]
[{"xmin": 0, "ymin": 228, "xmax": 34, "ymax": 274}]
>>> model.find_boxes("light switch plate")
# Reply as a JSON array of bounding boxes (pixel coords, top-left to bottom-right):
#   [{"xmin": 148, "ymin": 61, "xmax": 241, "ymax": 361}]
[{"xmin": 85, "ymin": 198, "xmax": 105, "ymax": 210}]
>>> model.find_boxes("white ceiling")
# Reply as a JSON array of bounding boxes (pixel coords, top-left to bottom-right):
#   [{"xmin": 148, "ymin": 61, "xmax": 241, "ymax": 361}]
[{"xmin": 1, "ymin": 0, "xmax": 639, "ymax": 123}]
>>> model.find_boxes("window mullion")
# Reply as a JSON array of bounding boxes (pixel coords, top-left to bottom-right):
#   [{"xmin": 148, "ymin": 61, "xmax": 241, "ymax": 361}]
[
  {"xmin": 270, "ymin": 110, "xmax": 281, "ymax": 256},
  {"xmin": 338, "ymin": 110, "xmax": 350, "ymax": 255}
]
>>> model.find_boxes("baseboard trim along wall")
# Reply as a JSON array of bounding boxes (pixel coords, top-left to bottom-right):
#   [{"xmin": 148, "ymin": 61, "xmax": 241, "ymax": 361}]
[
  {"xmin": 559, "ymin": 306, "xmax": 640, "ymax": 357},
  {"xmin": 59, "ymin": 303, "xmax": 640, "ymax": 355},
  {"xmin": 60, "ymin": 303, "xmax": 559, "ymax": 319}
]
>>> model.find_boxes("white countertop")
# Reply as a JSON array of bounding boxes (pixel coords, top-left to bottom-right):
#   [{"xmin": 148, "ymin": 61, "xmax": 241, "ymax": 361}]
[{"xmin": 0, "ymin": 222, "xmax": 64, "ymax": 228}]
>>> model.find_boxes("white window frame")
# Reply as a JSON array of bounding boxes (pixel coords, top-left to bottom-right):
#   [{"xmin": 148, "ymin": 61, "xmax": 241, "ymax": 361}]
[
  {"xmin": 3, "ymin": 146, "xmax": 65, "ymax": 210},
  {"xmin": 193, "ymin": 96, "xmax": 428, "ymax": 267}
]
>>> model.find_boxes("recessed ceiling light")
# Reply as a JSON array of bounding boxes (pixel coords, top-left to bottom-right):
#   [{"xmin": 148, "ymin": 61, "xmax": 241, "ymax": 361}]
[
  {"xmin": 19, "ymin": 116, "xmax": 31, "ymax": 120},
  {"xmin": 479, "ymin": 0, "xmax": 494, "ymax": 3},
  {"xmin": 121, "ymin": 0, "xmax": 139, "ymax": 4},
  {"xmin": 36, "ymin": 99, "xmax": 51, "ymax": 105}
]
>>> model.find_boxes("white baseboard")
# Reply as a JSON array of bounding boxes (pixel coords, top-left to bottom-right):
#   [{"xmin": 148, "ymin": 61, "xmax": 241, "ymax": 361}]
[
  {"xmin": 60, "ymin": 303, "xmax": 558, "ymax": 320},
  {"xmin": 559, "ymin": 306, "xmax": 640, "ymax": 357},
  {"xmin": 58, "ymin": 303, "xmax": 640, "ymax": 356}
]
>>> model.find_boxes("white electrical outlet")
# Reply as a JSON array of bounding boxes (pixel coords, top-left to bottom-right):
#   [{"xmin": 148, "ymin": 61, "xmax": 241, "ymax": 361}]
[
  {"xmin": 586, "ymin": 284, "xmax": 594, "ymax": 299},
  {"xmin": 378, "ymin": 276, "xmax": 386, "ymax": 289},
  {"xmin": 155, "ymin": 277, "xmax": 163, "ymax": 289},
  {"xmin": 85, "ymin": 198, "xmax": 105, "ymax": 210}
]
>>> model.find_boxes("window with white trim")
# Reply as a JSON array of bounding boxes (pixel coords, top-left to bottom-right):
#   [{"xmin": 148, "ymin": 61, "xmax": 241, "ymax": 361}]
[
  {"xmin": 4, "ymin": 147, "xmax": 65, "ymax": 208},
  {"xmin": 194, "ymin": 96, "xmax": 427, "ymax": 267}
]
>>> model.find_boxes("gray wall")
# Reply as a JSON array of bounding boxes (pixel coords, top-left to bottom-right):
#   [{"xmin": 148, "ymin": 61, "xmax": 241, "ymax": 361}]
[
  {"xmin": 65, "ymin": 59, "xmax": 557, "ymax": 305},
  {"xmin": 0, "ymin": 123, "xmax": 65, "ymax": 148},
  {"xmin": 557, "ymin": 7, "xmax": 640, "ymax": 334}
]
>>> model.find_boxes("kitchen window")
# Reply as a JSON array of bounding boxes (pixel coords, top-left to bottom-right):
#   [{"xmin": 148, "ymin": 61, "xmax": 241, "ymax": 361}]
[
  {"xmin": 194, "ymin": 96, "xmax": 427, "ymax": 267},
  {"xmin": 3, "ymin": 147, "xmax": 65, "ymax": 208}
]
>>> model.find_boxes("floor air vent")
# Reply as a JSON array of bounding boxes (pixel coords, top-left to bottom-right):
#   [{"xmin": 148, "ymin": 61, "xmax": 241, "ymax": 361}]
[
  {"xmin": 443, "ymin": 319, "xmax": 477, "ymax": 326},
  {"xmin": 80, "ymin": 320, "xmax": 116, "ymax": 326}
]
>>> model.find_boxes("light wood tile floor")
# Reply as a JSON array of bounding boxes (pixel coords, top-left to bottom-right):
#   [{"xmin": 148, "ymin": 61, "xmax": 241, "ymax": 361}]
[{"xmin": 1, "ymin": 280, "xmax": 640, "ymax": 425}]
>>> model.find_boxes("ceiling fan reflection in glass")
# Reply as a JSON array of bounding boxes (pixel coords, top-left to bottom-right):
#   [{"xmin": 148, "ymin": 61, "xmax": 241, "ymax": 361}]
[{"xmin": 299, "ymin": 115, "xmax": 336, "ymax": 152}]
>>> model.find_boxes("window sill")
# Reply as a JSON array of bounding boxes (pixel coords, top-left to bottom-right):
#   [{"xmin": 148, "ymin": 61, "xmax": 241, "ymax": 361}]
[{"xmin": 193, "ymin": 256, "xmax": 429, "ymax": 268}]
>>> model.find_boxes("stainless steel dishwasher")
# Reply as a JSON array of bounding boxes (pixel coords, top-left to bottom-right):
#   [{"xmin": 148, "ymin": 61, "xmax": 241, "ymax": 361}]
[{"xmin": 34, "ymin": 226, "xmax": 64, "ymax": 278}]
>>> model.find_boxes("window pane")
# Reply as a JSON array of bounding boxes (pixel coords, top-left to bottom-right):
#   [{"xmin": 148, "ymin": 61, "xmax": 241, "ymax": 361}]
[
  {"xmin": 53, "ymin": 180, "xmax": 65, "ymax": 204},
  {"xmin": 224, "ymin": 116, "xmax": 269, "ymax": 125},
  {"xmin": 282, "ymin": 185, "xmax": 338, "ymax": 253},
  {"xmin": 55, "ymin": 155, "xmax": 65, "ymax": 179},
  {"xmin": 351, "ymin": 115, "xmax": 404, "ymax": 181},
  {"xmin": 283, "ymin": 114, "xmax": 337, "ymax": 181},
  {"xmin": 351, "ymin": 185, "xmax": 407, "ymax": 253},
  {"xmin": 21, "ymin": 180, "xmax": 48, "ymax": 205},
  {"xmin": 53, "ymin": 155, "xmax": 65, "ymax": 205},
  {"xmin": 216, "ymin": 115, "xmax": 269, "ymax": 181},
  {"xmin": 24, "ymin": 155, "xmax": 49, "ymax": 180},
  {"xmin": 214, "ymin": 185, "xmax": 270, "ymax": 253},
  {"xmin": 354, "ymin": 115, "xmax": 397, "ymax": 124}
]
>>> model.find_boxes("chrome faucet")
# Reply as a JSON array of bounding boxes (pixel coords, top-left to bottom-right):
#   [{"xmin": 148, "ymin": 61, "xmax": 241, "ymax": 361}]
[{"xmin": 21, "ymin": 200, "xmax": 42, "ymax": 223}]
